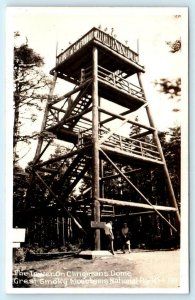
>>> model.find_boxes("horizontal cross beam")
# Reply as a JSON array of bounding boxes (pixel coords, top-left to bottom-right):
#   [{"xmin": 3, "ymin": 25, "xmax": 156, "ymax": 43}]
[{"xmin": 98, "ymin": 198, "xmax": 177, "ymax": 212}]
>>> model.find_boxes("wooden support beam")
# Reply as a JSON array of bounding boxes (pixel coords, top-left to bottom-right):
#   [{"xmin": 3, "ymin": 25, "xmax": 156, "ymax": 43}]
[
  {"xmin": 99, "ymin": 97, "xmax": 105, "ymax": 200},
  {"xmin": 35, "ymin": 145, "xmax": 91, "ymax": 168},
  {"xmin": 65, "ymin": 106, "xmax": 92, "ymax": 123},
  {"xmin": 33, "ymin": 140, "xmax": 52, "ymax": 165},
  {"xmin": 50, "ymin": 105, "xmax": 92, "ymax": 124},
  {"xmin": 99, "ymin": 117, "xmax": 130, "ymax": 144},
  {"xmin": 100, "ymin": 148, "xmax": 178, "ymax": 232},
  {"xmin": 98, "ymin": 198, "xmax": 177, "ymax": 212},
  {"xmin": 51, "ymin": 78, "xmax": 92, "ymax": 105},
  {"xmin": 47, "ymin": 83, "xmax": 92, "ymax": 132},
  {"xmin": 137, "ymin": 72, "xmax": 181, "ymax": 226},
  {"xmin": 130, "ymin": 130, "xmax": 152, "ymax": 140},
  {"xmin": 92, "ymin": 46, "xmax": 100, "ymax": 250},
  {"xmin": 54, "ymin": 71, "xmax": 80, "ymax": 85},
  {"xmin": 49, "ymin": 109, "xmax": 59, "ymax": 122},
  {"xmin": 80, "ymin": 116, "xmax": 92, "ymax": 123},
  {"xmin": 77, "ymin": 187, "xmax": 92, "ymax": 199},
  {"xmin": 50, "ymin": 106, "xmax": 67, "ymax": 113},
  {"xmin": 99, "ymin": 109, "xmax": 131, "ymax": 126},
  {"xmin": 129, "ymin": 210, "xmax": 155, "ymax": 216},
  {"xmin": 98, "ymin": 106, "xmax": 155, "ymax": 132},
  {"xmin": 115, "ymin": 210, "xmax": 156, "ymax": 217}
]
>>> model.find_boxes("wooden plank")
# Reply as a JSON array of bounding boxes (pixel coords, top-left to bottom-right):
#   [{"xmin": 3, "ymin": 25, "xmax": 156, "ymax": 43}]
[{"xmin": 91, "ymin": 221, "xmax": 106, "ymax": 229}]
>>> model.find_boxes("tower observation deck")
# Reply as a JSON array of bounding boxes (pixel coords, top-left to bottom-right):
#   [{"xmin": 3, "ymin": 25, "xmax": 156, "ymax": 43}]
[{"xmin": 29, "ymin": 27, "xmax": 180, "ymax": 250}]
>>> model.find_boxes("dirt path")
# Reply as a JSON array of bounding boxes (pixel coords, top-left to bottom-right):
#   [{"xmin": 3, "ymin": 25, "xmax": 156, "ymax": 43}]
[{"xmin": 13, "ymin": 249, "xmax": 180, "ymax": 289}]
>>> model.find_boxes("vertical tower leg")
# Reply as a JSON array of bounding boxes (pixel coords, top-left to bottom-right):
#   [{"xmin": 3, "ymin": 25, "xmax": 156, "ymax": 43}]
[
  {"xmin": 99, "ymin": 97, "xmax": 105, "ymax": 200},
  {"xmin": 92, "ymin": 47, "xmax": 100, "ymax": 250},
  {"xmin": 137, "ymin": 72, "xmax": 180, "ymax": 227}
]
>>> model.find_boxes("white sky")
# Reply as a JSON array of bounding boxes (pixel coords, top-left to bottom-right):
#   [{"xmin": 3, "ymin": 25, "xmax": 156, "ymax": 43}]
[{"xmin": 7, "ymin": 7, "xmax": 188, "ymax": 167}]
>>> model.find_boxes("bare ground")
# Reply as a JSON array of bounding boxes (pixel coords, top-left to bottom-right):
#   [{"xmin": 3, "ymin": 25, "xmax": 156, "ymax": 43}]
[{"xmin": 13, "ymin": 249, "xmax": 180, "ymax": 289}]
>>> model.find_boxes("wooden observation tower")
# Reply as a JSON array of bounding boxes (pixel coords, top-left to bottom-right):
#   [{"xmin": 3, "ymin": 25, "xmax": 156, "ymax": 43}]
[{"xmin": 29, "ymin": 28, "xmax": 180, "ymax": 250}]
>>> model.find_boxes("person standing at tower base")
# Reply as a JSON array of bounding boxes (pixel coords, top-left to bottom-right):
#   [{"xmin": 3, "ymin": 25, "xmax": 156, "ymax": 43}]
[
  {"xmin": 104, "ymin": 221, "xmax": 115, "ymax": 255},
  {"xmin": 121, "ymin": 222, "xmax": 131, "ymax": 253}
]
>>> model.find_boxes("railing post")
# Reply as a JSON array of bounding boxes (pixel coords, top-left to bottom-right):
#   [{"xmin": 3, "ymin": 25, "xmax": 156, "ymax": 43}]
[
  {"xmin": 119, "ymin": 135, "xmax": 122, "ymax": 150},
  {"xmin": 94, "ymin": 29, "xmax": 98, "ymax": 39},
  {"xmin": 113, "ymin": 73, "xmax": 116, "ymax": 87},
  {"xmin": 140, "ymin": 141, "xmax": 143, "ymax": 156},
  {"xmin": 128, "ymin": 82, "xmax": 131, "ymax": 94}
]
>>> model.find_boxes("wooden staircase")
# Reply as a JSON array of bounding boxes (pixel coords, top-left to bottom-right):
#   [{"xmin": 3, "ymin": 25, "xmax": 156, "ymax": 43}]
[
  {"xmin": 63, "ymin": 83, "xmax": 92, "ymax": 129},
  {"xmin": 52, "ymin": 153, "xmax": 90, "ymax": 200}
]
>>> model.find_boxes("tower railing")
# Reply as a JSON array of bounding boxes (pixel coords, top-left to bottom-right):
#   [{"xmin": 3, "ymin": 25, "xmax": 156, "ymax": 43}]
[
  {"xmin": 56, "ymin": 27, "xmax": 139, "ymax": 66},
  {"xmin": 98, "ymin": 128, "xmax": 161, "ymax": 161},
  {"xmin": 77, "ymin": 127, "xmax": 161, "ymax": 162},
  {"xmin": 82, "ymin": 65, "xmax": 145, "ymax": 100}
]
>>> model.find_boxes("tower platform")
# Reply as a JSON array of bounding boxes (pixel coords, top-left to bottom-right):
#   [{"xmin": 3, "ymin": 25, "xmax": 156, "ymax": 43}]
[{"xmin": 50, "ymin": 27, "xmax": 145, "ymax": 85}]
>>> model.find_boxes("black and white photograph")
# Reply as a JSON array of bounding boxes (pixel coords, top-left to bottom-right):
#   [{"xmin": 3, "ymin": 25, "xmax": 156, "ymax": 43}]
[{"xmin": 6, "ymin": 7, "xmax": 188, "ymax": 293}]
